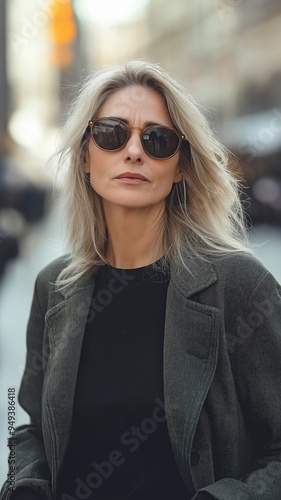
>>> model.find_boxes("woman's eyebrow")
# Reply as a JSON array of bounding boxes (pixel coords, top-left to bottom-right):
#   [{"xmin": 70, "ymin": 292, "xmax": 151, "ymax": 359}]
[
  {"xmin": 108, "ymin": 116, "xmax": 168, "ymax": 127},
  {"xmin": 145, "ymin": 121, "xmax": 165, "ymax": 127}
]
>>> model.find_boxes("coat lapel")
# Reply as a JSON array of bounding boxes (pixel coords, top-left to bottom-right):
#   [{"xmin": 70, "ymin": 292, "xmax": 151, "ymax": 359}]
[
  {"xmin": 41, "ymin": 267, "xmax": 98, "ymax": 494},
  {"xmin": 164, "ymin": 258, "xmax": 220, "ymax": 494}
]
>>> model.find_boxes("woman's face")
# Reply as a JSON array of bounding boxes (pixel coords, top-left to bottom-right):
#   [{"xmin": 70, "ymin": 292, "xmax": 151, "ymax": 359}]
[{"xmin": 84, "ymin": 85, "xmax": 182, "ymax": 210}]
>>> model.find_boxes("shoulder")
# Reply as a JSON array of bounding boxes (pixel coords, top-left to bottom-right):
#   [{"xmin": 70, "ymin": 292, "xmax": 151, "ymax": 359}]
[
  {"xmin": 25, "ymin": 256, "xmax": 72, "ymax": 323},
  {"xmin": 210, "ymin": 252, "xmax": 280, "ymax": 308},
  {"xmin": 171, "ymin": 251, "xmax": 277, "ymax": 302},
  {"xmin": 36, "ymin": 254, "xmax": 71, "ymax": 289},
  {"xmin": 211, "ymin": 252, "xmax": 268, "ymax": 284}
]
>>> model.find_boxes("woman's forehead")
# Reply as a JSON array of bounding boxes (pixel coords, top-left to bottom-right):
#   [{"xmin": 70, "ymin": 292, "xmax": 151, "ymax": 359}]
[{"xmin": 99, "ymin": 85, "xmax": 172, "ymax": 125}]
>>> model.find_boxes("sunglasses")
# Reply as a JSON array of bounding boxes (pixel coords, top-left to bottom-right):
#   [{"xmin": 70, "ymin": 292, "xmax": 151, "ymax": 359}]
[{"xmin": 88, "ymin": 117, "xmax": 185, "ymax": 159}]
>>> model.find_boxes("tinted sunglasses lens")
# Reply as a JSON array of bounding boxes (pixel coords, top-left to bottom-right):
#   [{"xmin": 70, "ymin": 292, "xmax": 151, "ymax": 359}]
[
  {"xmin": 143, "ymin": 127, "xmax": 180, "ymax": 158},
  {"xmin": 93, "ymin": 119, "xmax": 128, "ymax": 150}
]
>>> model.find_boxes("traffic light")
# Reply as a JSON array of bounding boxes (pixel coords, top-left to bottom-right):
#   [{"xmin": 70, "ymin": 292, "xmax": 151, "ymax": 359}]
[{"xmin": 48, "ymin": 0, "xmax": 76, "ymax": 67}]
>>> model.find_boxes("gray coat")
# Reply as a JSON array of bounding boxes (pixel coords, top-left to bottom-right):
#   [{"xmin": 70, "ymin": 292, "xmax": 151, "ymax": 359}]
[{"xmin": 1, "ymin": 253, "xmax": 281, "ymax": 500}]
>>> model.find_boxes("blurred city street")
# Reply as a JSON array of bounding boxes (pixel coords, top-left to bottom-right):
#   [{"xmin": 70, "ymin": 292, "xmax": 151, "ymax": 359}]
[
  {"xmin": 0, "ymin": 206, "xmax": 281, "ymax": 482},
  {"xmin": 1, "ymin": 0, "xmax": 281, "ymax": 492}
]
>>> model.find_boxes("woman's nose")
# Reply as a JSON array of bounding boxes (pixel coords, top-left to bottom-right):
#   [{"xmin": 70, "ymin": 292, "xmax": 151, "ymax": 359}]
[{"xmin": 123, "ymin": 131, "xmax": 144, "ymax": 164}]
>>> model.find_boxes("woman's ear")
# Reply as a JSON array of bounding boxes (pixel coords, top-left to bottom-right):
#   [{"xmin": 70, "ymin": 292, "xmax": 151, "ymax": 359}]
[{"xmin": 173, "ymin": 168, "xmax": 182, "ymax": 184}]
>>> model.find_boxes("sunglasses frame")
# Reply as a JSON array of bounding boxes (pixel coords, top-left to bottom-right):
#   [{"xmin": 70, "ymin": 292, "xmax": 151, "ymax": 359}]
[{"xmin": 88, "ymin": 117, "xmax": 185, "ymax": 159}]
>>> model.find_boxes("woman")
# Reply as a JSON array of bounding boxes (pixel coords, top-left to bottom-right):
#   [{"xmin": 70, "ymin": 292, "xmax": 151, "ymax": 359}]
[{"xmin": 1, "ymin": 60, "xmax": 281, "ymax": 500}]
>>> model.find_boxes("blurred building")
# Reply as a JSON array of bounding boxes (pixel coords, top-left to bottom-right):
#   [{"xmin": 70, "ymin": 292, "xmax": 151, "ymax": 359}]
[
  {"xmin": 83, "ymin": 0, "xmax": 281, "ymax": 224},
  {"xmin": 6, "ymin": 0, "xmax": 83, "ymax": 163},
  {"xmin": 143, "ymin": 0, "xmax": 281, "ymax": 119},
  {"xmin": 1, "ymin": 0, "xmax": 83, "ymax": 278}
]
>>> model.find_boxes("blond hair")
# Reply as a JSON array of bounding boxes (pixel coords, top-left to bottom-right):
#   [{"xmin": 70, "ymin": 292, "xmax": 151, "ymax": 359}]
[{"xmin": 53, "ymin": 60, "xmax": 252, "ymax": 285}]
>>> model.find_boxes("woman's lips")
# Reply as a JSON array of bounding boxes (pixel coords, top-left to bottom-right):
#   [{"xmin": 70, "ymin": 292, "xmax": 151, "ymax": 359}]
[{"xmin": 116, "ymin": 172, "xmax": 148, "ymax": 184}]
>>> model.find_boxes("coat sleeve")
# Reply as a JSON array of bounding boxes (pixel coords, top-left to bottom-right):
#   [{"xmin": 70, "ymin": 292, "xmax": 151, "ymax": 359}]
[
  {"xmin": 193, "ymin": 270, "xmax": 281, "ymax": 500},
  {"xmin": 0, "ymin": 271, "xmax": 54, "ymax": 500}
]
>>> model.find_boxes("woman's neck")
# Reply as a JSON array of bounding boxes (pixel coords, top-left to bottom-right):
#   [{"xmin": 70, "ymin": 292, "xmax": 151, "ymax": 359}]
[{"xmin": 103, "ymin": 202, "xmax": 166, "ymax": 269}]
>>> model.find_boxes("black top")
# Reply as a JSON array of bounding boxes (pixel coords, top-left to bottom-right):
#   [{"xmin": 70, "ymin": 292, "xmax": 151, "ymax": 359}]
[{"xmin": 57, "ymin": 259, "xmax": 188, "ymax": 499}]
